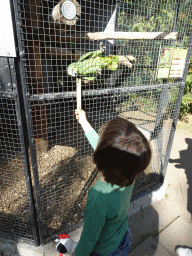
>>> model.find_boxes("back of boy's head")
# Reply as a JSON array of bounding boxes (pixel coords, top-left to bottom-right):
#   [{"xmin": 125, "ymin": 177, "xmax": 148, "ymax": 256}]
[{"xmin": 93, "ymin": 117, "xmax": 151, "ymax": 187}]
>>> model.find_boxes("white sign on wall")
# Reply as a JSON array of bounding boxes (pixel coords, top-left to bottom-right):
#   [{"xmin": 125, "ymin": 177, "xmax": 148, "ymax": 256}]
[{"xmin": 0, "ymin": 0, "xmax": 16, "ymax": 57}]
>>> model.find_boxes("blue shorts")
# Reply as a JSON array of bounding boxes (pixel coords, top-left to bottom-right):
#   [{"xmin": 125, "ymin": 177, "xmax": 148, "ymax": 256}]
[{"xmin": 89, "ymin": 227, "xmax": 132, "ymax": 256}]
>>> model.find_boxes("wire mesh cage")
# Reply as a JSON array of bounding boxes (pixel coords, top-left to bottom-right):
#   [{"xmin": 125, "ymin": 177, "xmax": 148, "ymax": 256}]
[
  {"xmin": 0, "ymin": 93, "xmax": 35, "ymax": 241},
  {"xmin": 0, "ymin": 0, "xmax": 192, "ymax": 245}
]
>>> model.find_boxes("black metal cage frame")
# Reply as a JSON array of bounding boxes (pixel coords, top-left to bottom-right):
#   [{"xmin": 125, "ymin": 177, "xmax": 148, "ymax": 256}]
[{"xmin": 0, "ymin": 0, "xmax": 192, "ymax": 246}]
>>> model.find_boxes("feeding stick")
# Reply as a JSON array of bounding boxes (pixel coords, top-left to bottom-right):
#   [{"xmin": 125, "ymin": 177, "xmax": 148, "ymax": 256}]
[{"xmin": 76, "ymin": 78, "xmax": 82, "ymax": 109}]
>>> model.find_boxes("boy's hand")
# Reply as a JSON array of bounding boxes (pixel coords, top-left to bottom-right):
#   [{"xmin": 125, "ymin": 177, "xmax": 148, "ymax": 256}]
[
  {"xmin": 75, "ymin": 109, "xmax": 92, "ymax": 134},
  {"xmin": 75, "ymin": 109, "xmax": 87, "ymax": 125}
]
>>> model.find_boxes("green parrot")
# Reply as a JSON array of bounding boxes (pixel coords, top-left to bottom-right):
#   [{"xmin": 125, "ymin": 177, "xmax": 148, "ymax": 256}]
[{"xmin": 67, "ymin": 48, "xmax": 135, "ymax": 82}]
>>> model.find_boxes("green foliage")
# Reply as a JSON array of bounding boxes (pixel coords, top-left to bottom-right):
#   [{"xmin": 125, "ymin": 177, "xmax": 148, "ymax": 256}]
[
  {"xmin": 179, "ymin": 93, "xmax": 192, "ymax": 119},
  {"xmin": 179, "ymin": 56, "xmax": 192, "ymax": 119},
  {"xmin": 123, "ymin": 90, "xmax": 158, "ymax": 113},
  {"xmin": 118, "ymin": 0, "xmax": 192, "ymax": 119},
  {"xmin": 184, "ymin": 56, "xmax": 192, "ymax": 94},
  {"xmin": 118, "ymin": 0, "xmax": 174, "ymax": 32},
  {"xmin": 118, "ymin": 0, "xmax": 175, "ymax": 86}
]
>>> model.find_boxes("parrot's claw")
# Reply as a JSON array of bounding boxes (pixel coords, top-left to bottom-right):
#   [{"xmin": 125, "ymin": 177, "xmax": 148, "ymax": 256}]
[
  {"xmin": 97, "ymin": 68, "xmax": 102, "ymax": 75},
  {"xmin": 126, "ymin": 55, "xmax": 136, "ymax": 62},
  {"xmin": 71, "ymin": 70, "xmax": 78, "ymax": 77},
  {"xmin": 99, "ymin": 42, "xmax": 106, "ymax": 53}
]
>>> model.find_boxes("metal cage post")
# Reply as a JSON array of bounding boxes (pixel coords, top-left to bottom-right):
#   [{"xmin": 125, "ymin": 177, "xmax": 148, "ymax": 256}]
[
  {"xmin": 162, "ymin": 26, "xmax": 192, "ymax": 177},
  {"xmin": 11, "ymin": 0, "xmax": 44, "ymax": 244}
]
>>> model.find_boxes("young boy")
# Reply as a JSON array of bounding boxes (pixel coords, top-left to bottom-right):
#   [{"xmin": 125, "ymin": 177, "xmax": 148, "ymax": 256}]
[{"xmin": 74, "ymin": 109, "xmax": 151, "ymax": 256}]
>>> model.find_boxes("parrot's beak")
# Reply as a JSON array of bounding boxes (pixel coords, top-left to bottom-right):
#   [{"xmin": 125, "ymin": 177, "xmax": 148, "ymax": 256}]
[{"xmin": 68, "ymin": 67, "xmax": 78, "ymax": 77}]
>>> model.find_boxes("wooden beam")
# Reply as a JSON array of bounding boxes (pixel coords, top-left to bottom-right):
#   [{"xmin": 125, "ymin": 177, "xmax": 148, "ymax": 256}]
[
  {"xmin": 44, "ymin": 46, "xmax": 81, "ymax": 59},
  {"xmin": 87, "ymin": 32, "xmax": 178, "ymax": 41}
]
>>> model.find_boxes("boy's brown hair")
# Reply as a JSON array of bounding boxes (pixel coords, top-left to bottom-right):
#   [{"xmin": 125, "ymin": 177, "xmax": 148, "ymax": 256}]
[{"xmin": 93, "ymin": 117, "xmax": 152, "ymax": 187}]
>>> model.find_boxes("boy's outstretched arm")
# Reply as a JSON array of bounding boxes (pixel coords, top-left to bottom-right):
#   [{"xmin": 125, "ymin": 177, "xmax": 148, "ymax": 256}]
[{"xmin": 75, "ymin": 109, "xmax": 99, "ymax": 150}]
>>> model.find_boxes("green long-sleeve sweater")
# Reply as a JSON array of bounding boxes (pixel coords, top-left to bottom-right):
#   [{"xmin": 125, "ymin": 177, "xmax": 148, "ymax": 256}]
[{"xmin": 75, "ymin": 128, "xmax": 135, "ymax": 256}]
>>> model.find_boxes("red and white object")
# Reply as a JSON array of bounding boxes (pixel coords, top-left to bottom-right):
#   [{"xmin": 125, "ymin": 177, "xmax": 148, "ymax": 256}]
[{"xmin": 55, "ymin": 233, "xmax": 77, "ymax": 256}]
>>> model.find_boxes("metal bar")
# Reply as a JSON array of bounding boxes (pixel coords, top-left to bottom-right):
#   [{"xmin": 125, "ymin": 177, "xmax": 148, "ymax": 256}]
[
  {"xmin": 9, "ymin": 57, "xmax": 40, "ymax": 245},
  {"xmin": 0, "ymin": 57, "xmax": 13, "ymax": 92},
  {"xmin": 161, "ymin": 26, "xmax": 192, "ymax": 177},
  {"xmin": 29, "ymin": 82, "xmax": 183, "ymax": 101},
  {"xmin": 172, "ymin": 0, "xmax": 181, "ymax": 33},
  {"xmin": 150, "ymin": 89, "xmax": 165, "ymax": 171},
  {"xmin": 171, "ymin": 0, "xmax": 181, "ymax": 47},
  {"xmin": 154, "ymin": 0, "xmax": 183, "ymax": 173},
  {"xmin": 11, "ymin": 0, "xmax": 43, "ymax": 245}
]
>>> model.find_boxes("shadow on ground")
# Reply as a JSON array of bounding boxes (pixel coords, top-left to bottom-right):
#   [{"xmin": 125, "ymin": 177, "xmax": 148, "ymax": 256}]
[
  {"xmin": 169, "ymin": 137, "xmax": 192, "ymax": 217},
  {"xmin": 129, "ymin": 204, "xmax": 159, "ymax": 254}
]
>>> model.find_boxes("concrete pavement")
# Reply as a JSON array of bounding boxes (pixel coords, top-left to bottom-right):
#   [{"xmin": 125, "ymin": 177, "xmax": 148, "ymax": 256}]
[{"xmin": 129, "ymin": 130, "xmax": 192, "ymax": 255}]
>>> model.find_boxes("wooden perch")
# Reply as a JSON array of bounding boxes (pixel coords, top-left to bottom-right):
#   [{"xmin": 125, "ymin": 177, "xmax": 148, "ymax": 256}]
[{"xmin": 87, "ymin": 32, "xmax": 178, "ymax": 41}]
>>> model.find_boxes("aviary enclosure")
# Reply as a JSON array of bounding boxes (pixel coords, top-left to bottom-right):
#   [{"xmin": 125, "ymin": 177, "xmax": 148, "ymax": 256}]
[{"xmin": 0, "ymin": 0, "xmax": 192, "ymax": 245}]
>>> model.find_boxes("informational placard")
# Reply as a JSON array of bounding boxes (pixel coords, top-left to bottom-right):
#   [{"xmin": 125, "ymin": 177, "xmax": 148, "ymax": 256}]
[
  {"xmin": 157, "ymin": 48, "xmax": 188, "ymax": 79},
  {"xmin": 0, "ymin": 0, "xmax": 16, "ymax": 57}
]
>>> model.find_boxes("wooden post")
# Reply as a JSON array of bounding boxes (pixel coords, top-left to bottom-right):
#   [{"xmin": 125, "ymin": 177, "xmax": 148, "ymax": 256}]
[
  {"xmin": 28, "ymin": 42, "xmax": 48, "ymax": 152},
  {"xmin": 76, "ymin": 78, "xmax": 82, "ymax": 109},
  {"xmin": 24, "ymin": 0, "xmax": 48, "ymax": 152}
]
